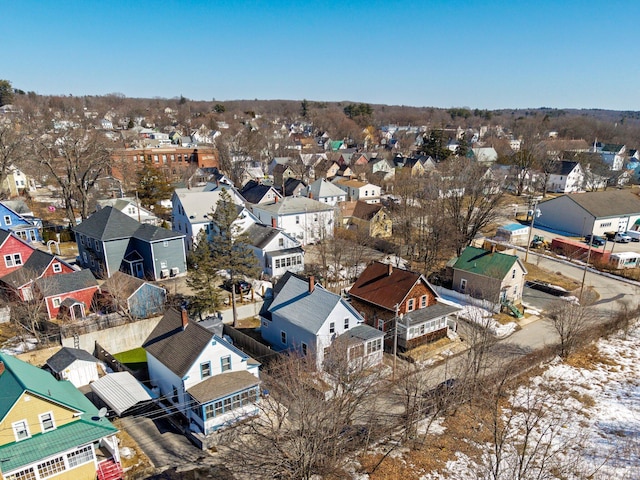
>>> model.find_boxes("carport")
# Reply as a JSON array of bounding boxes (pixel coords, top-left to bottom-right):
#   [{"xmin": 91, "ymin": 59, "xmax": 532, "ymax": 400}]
[{"xmin": 90, "ymin": 371, "xmax": 154, "ymax": 416}]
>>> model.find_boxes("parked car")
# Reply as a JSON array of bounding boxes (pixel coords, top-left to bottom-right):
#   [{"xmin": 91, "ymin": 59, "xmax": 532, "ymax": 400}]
[
  {"xmin": 222, "ymin": 279, "xmax": 252, "ymax": 294},
  {"xmin": 624, "ymin": 230, "xmax": 640, "ymax": 242},
  {"xmin": 584, "ymin": 234, "xmax": 606, "ymax": 246},
  {"xmin": 615, "ymin": 232, "xmax": 631, "ymax": 243}
]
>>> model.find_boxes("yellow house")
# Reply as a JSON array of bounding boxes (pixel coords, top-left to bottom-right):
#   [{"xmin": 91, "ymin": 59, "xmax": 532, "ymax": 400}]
[
  {"xmin": 339, "ymin": 201, "xmax": 392, "ymax": 238},
  {"xmin": 1, "ymin": 166, "xmax": 30, "ymax": 198},
  {"xmin": 0, "ymin": 353, "xmax": 121, "ymax": 480}
]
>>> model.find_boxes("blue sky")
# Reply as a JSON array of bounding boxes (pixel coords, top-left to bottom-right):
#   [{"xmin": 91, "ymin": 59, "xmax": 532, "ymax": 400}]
[{"xmin": 4, "ymin": 0, "xmax": 639, "ymax": 110}]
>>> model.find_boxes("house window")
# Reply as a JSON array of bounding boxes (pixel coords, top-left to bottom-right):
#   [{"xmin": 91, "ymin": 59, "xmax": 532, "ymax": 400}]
[
  {"xmin": 128, "ymin": 206, "xmax": 136, "ymax": 215},
  {"xmin": 39, "ymin": 412, "xmax": 55, "ymax": 432},
  {"xmin": 420, "ymin": 295, "xmax": 427, "ymax": 308},
  {"xmin": 407, "ymin": 298, "xmax": 415, "ymax": 312},
  {"xmin": 279, "ymin": 238, "xmax": 284, "ymax": 247},
  {"xmin": 281, "ymin": 331, "xmax": 287, "ymax": 344},
  {"xmin": 295, "ymin": 215, "xmax": 300, "ymax": 224},
  {"xmin": 286, "ymin": 257, "xmax": 291, "ymax": 267},
  {"xmin": 95, "ymin": 241, "xmax": 101, "ymax": 252},
  {"xmin": 4, "ymin": 254, "xmax": 22, "ymax": 268},
  {"xmin": 163, "ymin": 240, "xmax": 169, "ymax": 247},
  {"xmin": 5, "ymin": 467, "xmax": 36, "ymax": 480},
  {"xmin": 350, "ymin": 343, "xmax": 364, "ymax": 358},
  {"xmin": 52, "ymin": 297, "xmax": 62, "ymax": 308},
  {"xmin": 172, "ymin": 386, "xmax": 178, "ymax": 403},
  {"xmin": 37, "ymin": 456, "xmax": 66, "ymax": 478},
  {"xmin": 67, "ymin": 445, "xmax": 93, "ymax": 468},
  {"xmin": 377, "ymin": 318, "xmax": 384, "ymax": 331},
  {"xmin": 162, "ymin": 154, "xmax": 167, "ymax": 163},
  {"xmin": 12, "ymin": 420, "xmax": 30, "ymax": 441},
  {"xmin": 512, "ymin": 269, "xmax": 516, "ymax": 279},
  {"xmin": 460, "ymin": 279, "xmax": 467, "ymax": 292},
  {"xmin": 4, "ymin": 215, "xmax": 11, "ymax": 225},
  {"xmin": 200, "ymin": 362, "xmax": 211, "ymax": 379},
  {"xmin": 302, "ymin": 342, "xmax": 308, "ymax": 356},
  {"xmin": 366, "ymin": 338, "xmax": 382, "ymax": 354},
  {"xmin": 52, "ymin": 263, "xmax": 62, "ymax": 273},
  {"xmin": 275, "ymin": 259, "xmax": 281, "ymax": 268},
  {"xmin": 221, "ymin": 355, "xmax": 231, "ymax": 372},
  {"xmin": 160, "ymin": 261, "xmax": 167, "ymax": 269},
  {"xmin": 344, "ymin": 318, "xmax": 349, "ymax": 329},
  {"xmin": 154, "ymin": 155, "xmax": 159, "ymax": 163},
  {"xmin": 329, "ymin": 322, "xmax": 335, "ymax": 334},
  {"xmin": 80, "ymin": 234, "xmax": 85, "ymax": 245}
]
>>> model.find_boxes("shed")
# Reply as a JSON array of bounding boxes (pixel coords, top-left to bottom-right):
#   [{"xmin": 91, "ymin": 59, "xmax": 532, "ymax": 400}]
[
  {"xmin": 45, "ymin": 347, "xmax": 102, "ymax": 387},
  {"xmin": 495, "ymin": 223, "xmax": 530, "ymax": 246},
  {"xmin": 90, "ymin": 371, "xmax": 153, "ymax": 416},
  {"xmin": 100, "ymin": 271, "xmax": 166, "ymax": 318}
]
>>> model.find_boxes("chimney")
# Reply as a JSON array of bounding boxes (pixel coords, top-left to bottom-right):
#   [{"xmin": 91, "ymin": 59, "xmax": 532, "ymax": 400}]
[
  {"xmin": 309, "ymin": 192, "xmax": 313, "ymax": 199},
  {"xmin": 274, "ymin": 196, "xmax": 278, "ymax": 203},
  {"xmin": 388, "ymin": 263, "xmax": 393, "ymax": 276},
  {"xmin": 181, "ymin": 308, "xmax": 189, "ymax": 330},
  {"xmin": 0, "ymin": 360, "xmax": 4, "ymax": 377},
  {"xmin": 271, "ymin": 217, "xmax": 277, "ymax": 228},
  {"xmin": 309, "ymin": 275, "xmax": 315, "ymax": 293},
  {"xmin": 491, "ymin": 243, "xmax": 496, "ymax": 254}
]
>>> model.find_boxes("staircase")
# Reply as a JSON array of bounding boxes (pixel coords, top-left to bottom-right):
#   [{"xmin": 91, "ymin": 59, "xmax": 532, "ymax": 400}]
[
  {"xmin": 97, "ymin": 459, "xmax": 123, "ymax": 480},
  {"xmin": 501, "ymin": 300, "xmax": 524, "ymax": 319}
]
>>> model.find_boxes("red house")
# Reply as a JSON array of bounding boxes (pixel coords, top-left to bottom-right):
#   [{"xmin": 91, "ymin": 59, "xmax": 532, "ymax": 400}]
[
  {"xmin": 0, "ymin": 249, "xmax": 75, "ymax": 300},
  {"xmin": 0, "ymin": 230, "xmax": 36, "ymax": 278},
  {"xmin": 348, "ymin": 261, "xmax": 460, "ymax": 351},
  {"xmin": 35, "ymin": 270, "xmax": 99, "ymax": 321}
]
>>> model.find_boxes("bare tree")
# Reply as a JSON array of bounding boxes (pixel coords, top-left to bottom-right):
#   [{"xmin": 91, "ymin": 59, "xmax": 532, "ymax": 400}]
[
  {"xmin": 547, "ymin": 291, "xmax": 596, "ymax": 358},
  {"xmin": 0, "ymin": 118, "xmax": 27, "ymax": 198},
  {"xmin": 221, "ymin": 342, "xmax": 387, "ymax": 479},
  {"xmin": 29, "ymin": 123, "xmax": 111, "ymax": 222}
]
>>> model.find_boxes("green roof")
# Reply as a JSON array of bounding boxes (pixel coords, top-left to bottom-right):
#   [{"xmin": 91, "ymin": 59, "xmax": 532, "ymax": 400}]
[
  {"xmin": 452, "ymin": 246, "xmax": 519, "ymax": 279},
  {"xmin": 0, "ymin": 353, "xmax": 118, "ymax": 473},
  {"xmin": 0, "ymin": 418, "xmax": 117, "ymax": 473}
]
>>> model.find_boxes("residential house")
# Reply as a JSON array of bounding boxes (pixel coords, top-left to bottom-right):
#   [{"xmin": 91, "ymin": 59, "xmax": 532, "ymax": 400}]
[
  {"xmin": 0, "ymin": 230, "xmax": 40, "ymax": 279},
  {"xmin": 596, "ymin": 143, "xmax": 625, "ymax": 171},
  {"xmin": 273, "ymin": 164, "xmax": 296, "ymax": 190},
  {"xmin": 74, "ymin": 206, "xmax": 187, "ymax": 280},
  {"xmin": 171, "ymin": 183, "xmax": 246, "ymax": 250},
  {"xmin": 251, "ymin": 197, "xmax": 336, "ymax": 245},
  {"xmin": 348, "ymin": 262, "xmax": 460, "ymax": 351},
  {"xmin": 35, "ymin": 269, "xmax": 99, "ymax": 321},
  {"xmin": 370, "ymin": 157, "xmax": 396, "ymax": 182},
  {"xmin": 282, "ymin": 177, "xmax": 306, "ymax": 197},
  {"xmin": 339, "ymin": 201, "xmax": 392, "ymax": 238},
  {"xmin": 451, "ymin": 245, "xmax": 527, "ymax": 307},
  {"xmin": 313, "ymin": 159, "xmax": 341, "ymax": 180},
  {"xmin": 240, "ymin": 181, "xmax": 282, "ymax": 205},
  {"xmin": 244, "ymin": 223, "xmax": 304, "ymax": 278},
  {"xmin": 536, "ymin": 189, "xmax": 640, "ymax": 236},
  {"xmin": 0, "ymin": 352, "xmax": 121, "ymax": 480},
  {"xmin": 332, "ymin": 178, "xmax": 382, "ymax": 204},
  {"xmin": 96, "ymin": 198, "xmax": 161, "ymax": 226},
  {"xmin": 99, "ymin": 271, "xmax": 166, "ymax": 319},
  {"xmin": 470, "ymin": 147, "xmax": 498, "ymax": 164},
  {"xmin": 2, "ymin": 166, "xmax": 32, "ymax": 197},
  {"xmin": 0, "ymin": 201, "xmax": 41, "ymax": 243},
  {"xmin": 546, "ymin": 160, "xmax": 584, "ymax": 193},
  {"xmin": 260, "ymin": 273, "xmax": 384, "ymax": 369},
  {"xmin": 303, "ymin": 178, "xmax": 347, "ymax": 206},
  {"xmin": 45, "ymin": 347, "xmax": 103, "ymax": 388},
  {"xmin": 0, "ymin": 249, "xmax": 75, "ymax": 301},
  {"xmin": 143, "ymin": 308, "xmax": 261, "ymax": 439}
]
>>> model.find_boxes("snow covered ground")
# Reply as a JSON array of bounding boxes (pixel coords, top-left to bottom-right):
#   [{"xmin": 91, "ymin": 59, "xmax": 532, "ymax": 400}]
[{"xmin": 419, "ymin": 323, "xmax": 640, "ymax": 480}]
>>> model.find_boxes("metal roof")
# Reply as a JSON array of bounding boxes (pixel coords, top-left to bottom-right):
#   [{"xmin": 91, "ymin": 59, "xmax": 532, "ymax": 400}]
[
  {"xmin": 541, "ymin": 190, "xmax": 640, "ymax": 218},
  {"xmin": 452, "ymin": 246, "xmax": 520, "ymax": 279},
  {"xmin": 90, "ymin": 372, "xmax": 152, "ymax": 416}
]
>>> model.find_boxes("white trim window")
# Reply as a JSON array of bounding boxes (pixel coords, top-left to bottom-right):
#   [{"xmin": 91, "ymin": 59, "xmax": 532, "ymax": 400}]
[
  {"xmin": 407, "ymin": 298, "xmax": 415, "ymax": 312},
  {"xmin": 4, "ymin": 253, "xmax": 22, "ymax": 268},
  {"xmin": 4, "ymin": 215, "xmax": 11, "ymax": 225},
  {"xmin": 52, "ymin": 297, "xmax": 62, "ymax": 308},
  {"xmin": 12, "ymin": 420, "xmax": 30, "ymax": 441},
  {"xmin": 39, "ymin": 412, "xmax": 56, "ymax": 432},
  {"xmin": 52, "ymin": 262, "xmax": 62, "ymax": 273}
]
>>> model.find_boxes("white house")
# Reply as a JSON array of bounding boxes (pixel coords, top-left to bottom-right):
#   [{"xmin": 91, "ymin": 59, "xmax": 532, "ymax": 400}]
[
  {"xmin": 251, "ymin": 196, "xmax": 335, "ymax": 245},
  {"xmin": 244, "ymin": 223, "xmax": 304, "ymax": 278},
  {"xmin": 331, "ymin": 178, "xmax": 382, "ymax": 204},
  {"xmin": 546, "ymin": 160, "xmax": 584, "ymax": 194},
  {"xmin": 96, "ymin": 197, "xmax": 161, "ymax": 226},
  {"xmin": 171, "ymin": 183, "xmax": 247, "ymax": 250},
  {"xmin": 303, "ymin": 178, "xmax": 347, "ymax": 206},
  {"xmin": 143, "ymin": 308, "xmax": 261, "ymax": 438},
  {"xmin": 260, "ymin": 273, "xmax": 384, "ymax": 370}
]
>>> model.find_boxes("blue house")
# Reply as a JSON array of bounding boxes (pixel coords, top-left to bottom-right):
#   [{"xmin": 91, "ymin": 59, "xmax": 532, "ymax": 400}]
[
  {"xmin": 0, "ymin": 201, "xmax": 41, "ymax": 243},
  {"xmin": 100, "ymin": 271, "xmax": 166, "ymax": 318},
  {"xmin": 74, "ymin": 206, "xmax": 187, "ymax": 281}
]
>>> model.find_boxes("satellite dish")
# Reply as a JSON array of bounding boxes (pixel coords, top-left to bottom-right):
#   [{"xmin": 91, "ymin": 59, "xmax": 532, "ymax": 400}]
[{"xmin": 98, "ymin": 407, "xmax": 108, "ymax": 418}]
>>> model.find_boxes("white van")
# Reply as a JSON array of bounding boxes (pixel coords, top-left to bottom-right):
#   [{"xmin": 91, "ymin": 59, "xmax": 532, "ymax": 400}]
[{"xmin": 623, "ymin": 230, "xmax": 640, "ymax": 242}]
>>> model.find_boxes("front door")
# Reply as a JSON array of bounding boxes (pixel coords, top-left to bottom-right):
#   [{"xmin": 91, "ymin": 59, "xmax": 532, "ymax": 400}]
[{"xmin": 133, "ymin": 262, "xmax": 144, "ymax": 278}]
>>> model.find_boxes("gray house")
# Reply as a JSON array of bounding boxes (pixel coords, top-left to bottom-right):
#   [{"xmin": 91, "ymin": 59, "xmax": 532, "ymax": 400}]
[
  {"xmin": 99, "ymin": 271, "xmax": 166, "ymax": 319},
  {"xmin": 74, "ymin": 206, "xmax": 187, "ymax": 281}
]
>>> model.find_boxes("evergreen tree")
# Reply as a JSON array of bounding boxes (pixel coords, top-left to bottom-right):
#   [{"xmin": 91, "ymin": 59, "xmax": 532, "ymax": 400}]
[
  {"xmin": 186, "ymin": 231, "xmax": 221, "ymax": 319},
  {"xmin": 210, "ymin": 189, "xmax": 260, "ymax": 327},
  {"xmin": 0, "ymin": 80, "xmax": 14, "ymax": 107},
  {"xmin": 136, "ymin": 158, "xmax": 174, "ymax": 210}
]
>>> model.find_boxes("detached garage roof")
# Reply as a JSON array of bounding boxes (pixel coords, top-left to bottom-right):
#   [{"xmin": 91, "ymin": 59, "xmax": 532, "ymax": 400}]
[
  {"xmin": 547, "ymin": 190, "xmax": 640, "ymax": 218},
  {"xmin": 90, "ymin": 371, "xmax": 152, "ymax": 416}
]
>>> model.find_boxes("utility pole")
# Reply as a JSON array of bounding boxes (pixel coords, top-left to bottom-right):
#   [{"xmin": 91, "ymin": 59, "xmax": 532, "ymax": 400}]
[
  {"xmin": 524, "ymin": 199, "xmax": 541, "ymax": 263},
  {"xmin": 580, "ymin": 236, "xmax": 595, "ymax": 303},
  {"xmin": 392, "ymin": 304, "xmax": 399, "ymax": 381}
]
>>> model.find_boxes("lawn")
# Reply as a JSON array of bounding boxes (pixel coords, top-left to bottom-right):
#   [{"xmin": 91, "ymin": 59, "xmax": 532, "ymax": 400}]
[{"xmin": 113, "ymin": 347, "xmax": 147, "ymax": 371}]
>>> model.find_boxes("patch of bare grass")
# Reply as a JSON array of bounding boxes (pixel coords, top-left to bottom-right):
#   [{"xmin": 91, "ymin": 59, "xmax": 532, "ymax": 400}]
[
  {"xmin": 566, "ymin": 343, "xmax": 617, "ymax": 370},
  {"xmin": 523, "ymin": 262, "xmax": 581, "ymax": 291}
]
